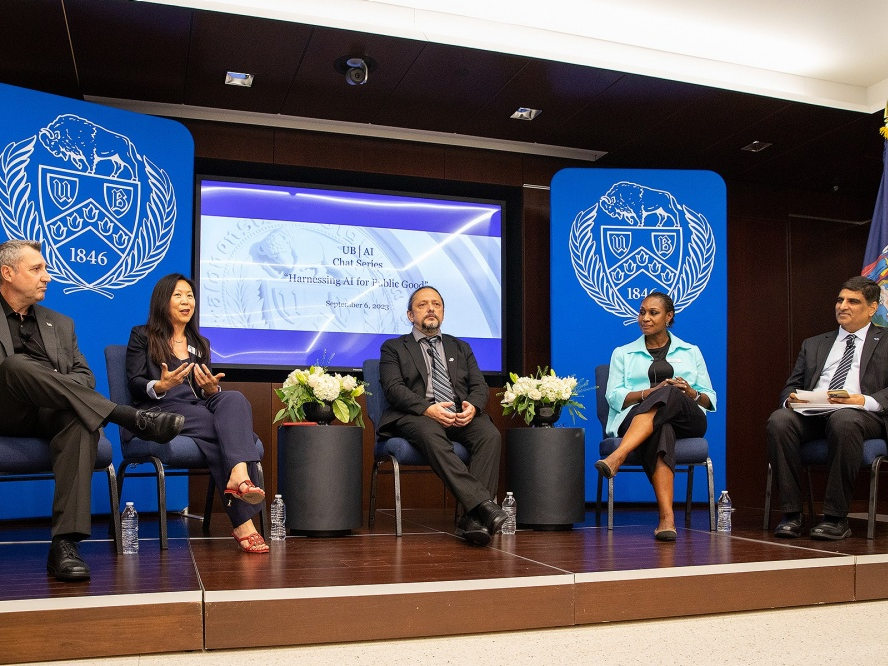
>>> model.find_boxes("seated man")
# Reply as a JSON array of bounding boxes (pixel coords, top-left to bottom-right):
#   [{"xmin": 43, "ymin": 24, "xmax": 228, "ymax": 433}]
[
  {"xmin": 0, "ymin": 240, "xmax": 184, "ymax": 581},
  {"xmin": 378, "ymin": 286, "xmax": 506, "ymax": 545},
  {"xmin": 767, "ymin": 276, "xmax": 888, "ymax": 540}
]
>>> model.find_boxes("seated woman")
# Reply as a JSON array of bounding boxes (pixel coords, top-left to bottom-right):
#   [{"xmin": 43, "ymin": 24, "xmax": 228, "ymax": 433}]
[
  {"xmin": 596, "ymin": 292, "xmax": 716, "ymax": 541},
  {"xmin": 126, "ymin": 273, "xmax": 269, "ymax": 554}
]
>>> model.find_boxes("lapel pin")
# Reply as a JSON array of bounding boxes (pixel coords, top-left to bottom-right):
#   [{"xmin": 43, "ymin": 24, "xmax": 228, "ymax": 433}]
[
  {"xmin": 46, "ymin": 322, "xmax": 53, "ymax": 327},
  {"xmin": 448, "ymin": 357, "xmax": 454, "ymax": 362}
]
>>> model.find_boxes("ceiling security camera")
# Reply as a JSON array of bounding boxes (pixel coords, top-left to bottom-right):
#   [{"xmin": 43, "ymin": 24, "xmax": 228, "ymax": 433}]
[{"xmin": 345, "ymin": 58, "xmax": 368, "ymax": 86}]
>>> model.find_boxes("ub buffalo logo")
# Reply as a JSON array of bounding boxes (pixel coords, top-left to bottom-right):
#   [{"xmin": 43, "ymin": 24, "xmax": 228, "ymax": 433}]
[
  {"xmin": 569, "ymin": 181, "xmax": 715, "ymax": 322},
  {"xmin": 0, "ymin": 114, "xmax": 175, "ymax": 298}
]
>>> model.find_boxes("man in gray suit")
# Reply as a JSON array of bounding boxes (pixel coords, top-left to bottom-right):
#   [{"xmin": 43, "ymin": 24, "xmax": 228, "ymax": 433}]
[
  {"xmin": 0, "ymin": 240, "xmax": 184, "ymax": 581},
  {"xmin": 767, "ymin": 276, "xmax": 888, "ymax": 540},
  {"xmin": 378, "ymin": 286, "xmax": 506, "ymax": 546}
]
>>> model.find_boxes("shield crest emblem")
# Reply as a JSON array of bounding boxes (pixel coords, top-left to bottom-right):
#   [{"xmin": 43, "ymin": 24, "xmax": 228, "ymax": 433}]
[
  {"xmin": 601, "ymin": 225, "xmax": 683, "ymax": 293},
  {"xmin": 38, "ymin": 164, "xmax": 140, "ymax": 285}
]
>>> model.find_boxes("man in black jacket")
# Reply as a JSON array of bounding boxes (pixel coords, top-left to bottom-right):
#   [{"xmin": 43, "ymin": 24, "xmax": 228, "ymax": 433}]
[
  {"xmin": 378, "ymin": 286, "xmax": 506, "ymax": 545},
  {"xmin": 0, "ymin": 239, "xmax": 183, "ymax": 581},
  {"xmin": 767, "ymin": 276, "xmax": 888, "ymax": 540}
]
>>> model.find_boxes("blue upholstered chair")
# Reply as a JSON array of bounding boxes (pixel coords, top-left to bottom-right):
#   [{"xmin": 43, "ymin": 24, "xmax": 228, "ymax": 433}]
[
  {"xmin": 0, "ymin": 433, "xmax": 122, "ymax": 553},
  {"xmin": 104, "ymin": 345, "xmax": 267, "ymax": 549},
  {"xmin": 595, "ymin": 364, "xmax": 716, "ymax": 530},
  {"xmin": 763, "ymin": 438, "xmax": 888, "ymax": 539},
  {"xmin": 363, "ymin": 358, "xmax": 469, "ymax": 536}
]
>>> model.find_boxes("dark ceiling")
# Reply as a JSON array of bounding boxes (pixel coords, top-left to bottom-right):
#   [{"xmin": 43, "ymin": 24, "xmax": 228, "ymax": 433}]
[{"xmin": 2, "ymin": 0, "xmax": 885, "ymax": 203}]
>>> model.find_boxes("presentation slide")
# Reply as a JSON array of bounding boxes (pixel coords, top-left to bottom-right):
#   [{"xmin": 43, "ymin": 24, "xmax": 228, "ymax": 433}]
[{"xmin": 198, "ymin": 180, "xmax": 504, "ymax": 371}]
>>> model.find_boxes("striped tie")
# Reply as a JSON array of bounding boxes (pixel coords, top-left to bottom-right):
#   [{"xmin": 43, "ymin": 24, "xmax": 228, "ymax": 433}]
[
  {"xmin": 828, "ymin": 334, "xmax": 857, "ymax": 390},
  {"xmin": 425, "ymin": 336, "xmax": 457, "ymax": 412}
]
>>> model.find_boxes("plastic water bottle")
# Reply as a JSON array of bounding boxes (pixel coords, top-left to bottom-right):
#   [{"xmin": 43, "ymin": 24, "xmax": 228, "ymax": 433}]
[
  {"xmin": 122, "ymin": 501, "xmax": 139, "ymax": 554},
  {"xmin": 717, "ymin": 490, "xmax": 732, "ymax": 533},
  {"xmin": 270, "ymin": 494, "xmax": 287, "ymax": 541},
  {"xmin": 501, "ymin": 492, "xmax": 517, "ymax": 535}
]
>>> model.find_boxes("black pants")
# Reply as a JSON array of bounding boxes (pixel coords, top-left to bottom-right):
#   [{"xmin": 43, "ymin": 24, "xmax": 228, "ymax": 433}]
[
  {"xmin": 0, "ymin": 355, "xmax": 116, "ymax": 538},
  {"xmin": 617, "ymin": 385, "xmax": 708, "ymax": 480},
  {"xmin": 767, "ymin": 407, "xmax": 885, "ymax": 517},
  {"xmin": 394, "ymin": 412, "xmax": 501, "ymax": 512}
]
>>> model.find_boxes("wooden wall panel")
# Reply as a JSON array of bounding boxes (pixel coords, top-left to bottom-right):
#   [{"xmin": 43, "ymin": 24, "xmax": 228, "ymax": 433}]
[
  {"xmin": 273, "ymin": 129, "xmax": 447, "ymax": 179},
  {"xmin": 444, "ymin": 145, "xmax": 523, "ymax": 185},
  {"xmin": 725, "ymin": 209, "xmax": 789, "ymax": 507},
  {"xmin": 521, "ymin": 186, "xmax": 551, "ymax": 374},
  {"xmin": 184, "ymin": 119, "xmax": 275, "ymax": 163}
]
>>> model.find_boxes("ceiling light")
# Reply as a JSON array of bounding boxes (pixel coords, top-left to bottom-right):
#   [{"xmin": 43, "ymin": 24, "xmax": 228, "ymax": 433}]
[
  {"xmin": 511, "ymin": 107, "xmax": 542, "ymax": 121},
  {"xmin": 741, "ymin": 141, "xmax": 772, "ymax": 153},
  {"xmin": 225, "ymin": 72, "xmax": 254, "ymax": 87}
]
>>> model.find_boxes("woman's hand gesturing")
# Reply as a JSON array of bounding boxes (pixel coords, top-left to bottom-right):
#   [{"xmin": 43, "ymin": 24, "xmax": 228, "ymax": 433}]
[
  {"xmin": 194, "ymin": 363, "xmax": 225, "ymax": 395},
  {"xmin": 156, "ymin": 361, "xmax": 194, "ymax": 394}
]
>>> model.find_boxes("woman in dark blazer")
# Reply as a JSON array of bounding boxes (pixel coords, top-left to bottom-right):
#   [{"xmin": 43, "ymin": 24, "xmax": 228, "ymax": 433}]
[{"xmin": 126, "ymin": 273, "xmax": 268, "ymax": 553}]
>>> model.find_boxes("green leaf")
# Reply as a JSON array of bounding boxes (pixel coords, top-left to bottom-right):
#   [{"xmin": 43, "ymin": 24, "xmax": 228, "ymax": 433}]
[{"xmin": 332, "ymin": 398, "xmax": 349, "ymax": 424}]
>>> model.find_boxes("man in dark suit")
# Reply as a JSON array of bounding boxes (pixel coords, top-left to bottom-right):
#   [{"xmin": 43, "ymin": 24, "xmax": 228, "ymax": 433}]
[
  {"xmin": 0, "ymin": 240, "xmax": 184, "ymax": 581},
  {"xmin": 378, "ymin": 285, "xmax": 506, "ymax": 545},
  {"xmin": 767, "ymin": 276, "xmax": 888, "ymax": 540}
]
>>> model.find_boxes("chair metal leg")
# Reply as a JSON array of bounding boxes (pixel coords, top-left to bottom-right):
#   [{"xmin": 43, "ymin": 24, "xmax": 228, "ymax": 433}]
[
  {"xmin": 869, "ymin": 456, "xmax": 884, "ymax": 540},
  {"xmin": 202, "ymin": 476, "xmax": 215, "ymax": 534},
  {"xmin": 255, "ymin": 462, "xmax": 268, "ymax": 541},
  {"xmin": 152, "ymin": 459, "xmax": 169, "ymax": 550},
  {"xmin": 763, "ymin": 462, "xmax": 772, "ymax": 530},
  {"xmin": 106, "ymin": 464, "xmax": 122, "ymax": 554},
  {"xmin": 684, "ymin": 465, "xmax": 695, "ymax": 527},
  {"xmin": 706, "ymin": 458, "xmax": 715, "ymax": 531},
  {"xmin": 805, "ymin": 467, "xmax": 816, "ymax": 521},
  {"xmin": 607, "ymin": 477, "xmax": 615, "ymax": 530},
  {"xmin": 368, "ymin": 460, "xmax": 380, "ymax": 528},
  {"xmin": 391, "ymin": 455, "xmax": 403, "ymax": 537}
]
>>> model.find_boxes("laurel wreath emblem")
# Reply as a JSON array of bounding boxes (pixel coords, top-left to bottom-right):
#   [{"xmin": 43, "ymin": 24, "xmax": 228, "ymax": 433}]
[
  {"xmin": 569, "ymin": 192, "xmax": 716, "ymax": 323},
  {"xmin": 0, "ymin": 136, "xmax": 175, "ymax": 299}
]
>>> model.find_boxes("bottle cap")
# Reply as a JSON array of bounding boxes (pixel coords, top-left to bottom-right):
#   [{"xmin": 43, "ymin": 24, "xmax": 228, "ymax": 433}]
[
  {"xmin": 126, "ymin": 501, "xmax": 134, "ymax": 506},
  {"xmin": 274, "ymin": 494, "xmax": 282, "ymax": 498},
  {"xmin": 506, "ymin": 491, "xmax": 513, "ymax": 496}
]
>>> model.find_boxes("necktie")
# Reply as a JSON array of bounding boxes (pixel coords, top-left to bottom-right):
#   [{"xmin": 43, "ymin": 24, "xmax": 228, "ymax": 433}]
[
  {"xmin": 424, "ymin": 336, "xmax": 456, "ymax": 412},
  {"xmin": 828, "ymin": 334, "xmax": 857, "ymax": 390}
]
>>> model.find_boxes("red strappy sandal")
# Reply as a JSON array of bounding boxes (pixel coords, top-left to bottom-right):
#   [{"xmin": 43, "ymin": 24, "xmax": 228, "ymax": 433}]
[
  {"xmin": 224, "ymin": 479, "xmax": 266, "ymax": 505},
  {"xmin": 232, "ymin": 531, "xmax": 269, "ymax": 554}
]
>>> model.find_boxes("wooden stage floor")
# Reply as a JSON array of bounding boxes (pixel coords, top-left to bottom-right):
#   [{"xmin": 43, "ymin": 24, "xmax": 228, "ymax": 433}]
[{"xmin": 3, "ymin": 505, "xmax": 888, "ymax": 664}]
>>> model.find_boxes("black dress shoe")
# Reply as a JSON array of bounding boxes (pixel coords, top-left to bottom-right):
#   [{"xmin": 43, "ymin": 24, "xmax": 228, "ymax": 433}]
[
  {"xmin": 132, "ymin": 408, "xmax": 185, "ymax": 444},
  {"xmin": 774, "ymin": 514, "xmax": 804, "ymax": 539},
  {"xmin": 47, "ymin": 539, "xmax": 90, "ymax": 582},
  {"xmin": 455, "ymin": 514, "xmax": 490, "ymax": 546},
  {"xmin": 476, "ymin": 499, "xmax": 509, "ymax": 536},
  {"xmin": 810, "ymin": 518, "xmax": 851, "ymax": 540}
]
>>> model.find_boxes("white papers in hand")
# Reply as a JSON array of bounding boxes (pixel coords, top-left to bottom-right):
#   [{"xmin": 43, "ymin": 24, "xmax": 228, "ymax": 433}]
[{"xmin": 790, "ymin": 390, "xmax": 862, "ymax": 415}]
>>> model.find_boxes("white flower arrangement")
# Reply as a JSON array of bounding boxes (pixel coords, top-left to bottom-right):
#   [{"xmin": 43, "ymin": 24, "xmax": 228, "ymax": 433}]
[
  {"xmin": 500, "ymin": 367, "xmax": 586, "ymax": 425},
  {"xmin": 274, "ymin": 365, "xmax": 368, "ymax": 427}
]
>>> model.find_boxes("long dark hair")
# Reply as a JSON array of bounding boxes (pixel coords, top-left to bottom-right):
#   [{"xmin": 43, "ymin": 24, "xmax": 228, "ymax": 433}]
[{"xmin": 145, "ymin": 273, "xmax": 210, "ymax": 367}]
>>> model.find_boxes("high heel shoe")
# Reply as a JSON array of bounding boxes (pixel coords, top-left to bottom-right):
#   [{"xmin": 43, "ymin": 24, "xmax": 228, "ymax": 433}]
[
  {"xmin": 232, "ymin": 531, "xmax": 269, "ymax": 554},
  {"xmin": 224, "ymin": 479, "xmax": 266, "ymax": 505},
  {"xmin": 595, "ymin": 459, "xmax": 617, "ymax": 479}
]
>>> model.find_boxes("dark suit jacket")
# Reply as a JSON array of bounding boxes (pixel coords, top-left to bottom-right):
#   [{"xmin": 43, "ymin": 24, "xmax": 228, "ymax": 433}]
[
  {"xmin": 377, "ymin": 332, "xmax": 490, "ymax": 438},
  {"xmin": 0, "ymin": 302, "xmax": 94, "ymax": 388},
  {"xmin": 126, "ymin": 325, "xmax": 205, "ymax": 407},
  {"xmin": 780, "ymin": 324, "xmax": 888, "ymax": 423}
]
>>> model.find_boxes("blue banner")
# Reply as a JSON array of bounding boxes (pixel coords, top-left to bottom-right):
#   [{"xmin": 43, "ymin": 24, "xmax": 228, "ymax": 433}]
[
  {"xmin": 0, "ymin": 82, "xmax": 194, "ymax": 518},
  {"xmin": 550, "ymin": 169, "xmax": 727, "ymax": 502}
]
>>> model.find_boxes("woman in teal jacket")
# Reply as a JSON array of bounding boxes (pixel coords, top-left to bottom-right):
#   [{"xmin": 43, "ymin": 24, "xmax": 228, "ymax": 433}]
[{"xmin": 596, "ymin": 292, "xmax": 716, "ymax": 541}]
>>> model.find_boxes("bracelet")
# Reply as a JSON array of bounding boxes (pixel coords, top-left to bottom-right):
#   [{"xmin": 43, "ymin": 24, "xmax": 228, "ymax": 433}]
[
  {"xmin": 693, "ymin": 390, "xmax": 702, "ymax": 402},
  {"xmin": 641, "ymin": 389, "xmax": 648, "ymax": 401}
]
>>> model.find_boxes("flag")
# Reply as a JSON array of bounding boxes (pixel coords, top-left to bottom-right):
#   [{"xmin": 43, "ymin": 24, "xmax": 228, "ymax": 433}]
[{"xmin": 862, "ymin": 104, "xmax": 888, "ymax": 326}]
